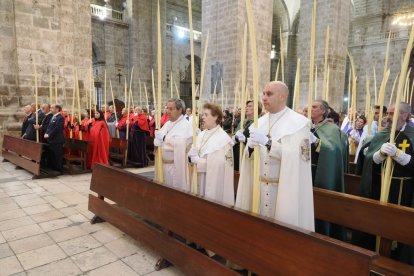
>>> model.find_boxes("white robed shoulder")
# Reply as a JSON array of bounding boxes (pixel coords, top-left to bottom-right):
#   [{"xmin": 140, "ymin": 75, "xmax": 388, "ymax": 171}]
[
  {"xmin": 156, "ymin": 115, "xmax": 193, "ymax": 191},
  {"xmin": 235, "ymin": 108, "xmax": 315, "ymax": 232}
]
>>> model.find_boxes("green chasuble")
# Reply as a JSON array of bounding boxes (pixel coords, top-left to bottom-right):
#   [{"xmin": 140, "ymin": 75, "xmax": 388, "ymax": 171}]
[
  {"xmin": 358, "ymin": 125, "xmax": 414, "ymax": 265},
  {"xmin": 311, "ymin": 120, "xmax": 348, "ymax": 240},
  {"xmin": 359, "ymin": 125, "xmax": 414, "ymax": 198},
  {"xmin": 312, "ymin": 121, "xmax": 348, "ymax": 192}
]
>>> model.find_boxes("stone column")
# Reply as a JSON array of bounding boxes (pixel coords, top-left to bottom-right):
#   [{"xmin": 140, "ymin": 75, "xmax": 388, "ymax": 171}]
[
  {"xmin": 297, "ymin": 0, "xmax": 350, "ymax": 111},
  {"xmin": 127, "ymin": 0, "xmax": 167, "ymax": 108},
  {"xmin": 202, "ymin": 0, "xmax": 273, "ymax": 106}
]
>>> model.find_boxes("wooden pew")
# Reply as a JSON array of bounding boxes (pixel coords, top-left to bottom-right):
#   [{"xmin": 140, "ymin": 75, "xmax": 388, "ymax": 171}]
[
  {"xmin": 89, "ymin": 164, "xmax": 377, "ymax": 275},
  {"xmin": 109, "ymin": 138, "xmax": 128, "ymax": 167},
  {"xmin": 63, "ymin": 139, "xmax": 88, "ymax": 174},
  {"xmin": 344, "ymin": 173, "xmax": 361, "ymax": 196},
  {"xmin": 314, "ymin": 187, "xmax": 414, "ymax": 275},
  {"xmin": 1, "ymin": 135, "xmax": 58, "ymax": 179}
]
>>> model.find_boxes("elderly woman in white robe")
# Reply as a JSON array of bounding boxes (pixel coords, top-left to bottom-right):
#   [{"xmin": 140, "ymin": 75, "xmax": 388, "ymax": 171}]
[{"xmin": 188, "ymin": 103, "xmax": 235, "ymax": 206}]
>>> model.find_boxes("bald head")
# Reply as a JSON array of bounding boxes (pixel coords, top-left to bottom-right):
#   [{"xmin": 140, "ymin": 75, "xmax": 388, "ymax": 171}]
[
  {"xmin": 262, "ymin": 81, "xmax": 289, "ymax": 113},
  {"xmin": 23, "ymin": 105, "xmax": 31, "ymax": 115}
]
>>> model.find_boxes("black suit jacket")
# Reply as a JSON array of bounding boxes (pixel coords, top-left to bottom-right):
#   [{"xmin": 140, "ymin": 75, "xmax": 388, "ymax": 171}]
[
  {"xmin": 41, "ymin": 113, "xmax": 53, "ymax": 134},
  {"xmin": 21, "ymin": 113, "xmax": 31, "ymax": 137},
  {"xmin": 24, "ymin": 110, "xmax": 45, "ymax": 141},
  {"xmin": 46, "ymin": 114, "xmax": 65, "ymax": 144}
]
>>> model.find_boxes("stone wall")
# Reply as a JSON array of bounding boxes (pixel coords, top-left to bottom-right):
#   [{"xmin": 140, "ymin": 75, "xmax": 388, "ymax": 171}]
[
  {"xmin": 92, "ymin": 18, "xmax": 129, "ymax": 103},
  {"xmin": 297, "ymin": 0, "xmax": 350, "ymax": 112},
  {"xmin": 348, "ymin": 0, "xmax": 414, "ymax": 112},
  {"xmin": 0, "ymin": 0, "xmax": 92, "ymax": 144}
]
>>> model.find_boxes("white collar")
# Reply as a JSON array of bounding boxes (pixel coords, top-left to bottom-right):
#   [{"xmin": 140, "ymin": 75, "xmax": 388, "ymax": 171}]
[{"xmin": 268, "ymin": 107, "xmax": 287, "ymax": 119}]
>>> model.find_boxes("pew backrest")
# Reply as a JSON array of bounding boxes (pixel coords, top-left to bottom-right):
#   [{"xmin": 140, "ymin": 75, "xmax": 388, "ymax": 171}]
[
  {"xmin": 63, "ymin": 138, "xmax": 88, "ymax": 153},
  {"xmin": 110, "ymin": 137, "xmax": 128, "ymax": 150},
  {"xmin": 89, "ymin": 164, "xmax": 377, "ymax": 275},
  {"xmin": 2, "ymin": 135, "xmax": 43, "ymax": 175},
  {"xmin": 314, "ymin": 187, "xmax": 414, "ymax": 247}
]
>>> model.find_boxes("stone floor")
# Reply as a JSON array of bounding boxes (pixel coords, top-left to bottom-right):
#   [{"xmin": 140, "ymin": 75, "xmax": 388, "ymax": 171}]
[{"xmin": 0, "ymin": 159, "xmax": 182, "ymax": 276}]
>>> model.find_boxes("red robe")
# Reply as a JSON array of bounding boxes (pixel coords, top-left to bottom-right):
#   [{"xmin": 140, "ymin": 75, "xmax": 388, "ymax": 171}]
[
  {"xmin": 149, "ymin": 117, "xmax": 156, "ymax": 137},
  {"xmin": 80, "ymin": 118, "xmax": 95, "ymax": 141},
  {"xmin": 87, "ymin": 120, "xmax": 110, "ymax": 170},
  {"xmin": 105, "ymin": 111, "xmax": 111, "ymax": 120},
  {"xmin": 132, "ymin": 114, "xmax": 149, "ymax": 132},
  {"xmin": 116, "ymin": 115, "xmax": 128, "ymax": 130},
  {"xmin": 117, "ymin": 115, "xmax": 131, "ymax": 140},
  {"xmin": 160, "ymin": 113, "xmax": 169, "ymax": 127},
  {"xmin": 64, "ymin": 115, "xmax": 79, "ymax": 139}
]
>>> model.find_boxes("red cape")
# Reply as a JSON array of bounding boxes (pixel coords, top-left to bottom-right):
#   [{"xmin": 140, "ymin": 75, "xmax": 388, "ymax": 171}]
[
  {"xmin": 149, "ymin": 117, "xmax": 156, "ymax": 137},
  {"xmin": 117, "ymin": 115, "xmax": 130, "ymax": 130},
  {"xmin": 132, "ymin": 114, "xmax": 149, "ymax": 131},
  {"xmin": 87, "ymin": 120, "xmax": 110, "ymax": 170}
]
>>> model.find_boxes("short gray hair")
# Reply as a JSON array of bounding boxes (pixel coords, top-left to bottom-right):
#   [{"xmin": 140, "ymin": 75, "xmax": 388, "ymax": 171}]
[
  {"xmin": 168, "ymin": 98, "xmax": 186, "ymax": 114},
  {"xmin": 315, "ymin": 100, "xmax": 330, "ymax": 118},
  {"xmin": 399, "ymin": 102, "xmax": 411, "ymax": 115}
]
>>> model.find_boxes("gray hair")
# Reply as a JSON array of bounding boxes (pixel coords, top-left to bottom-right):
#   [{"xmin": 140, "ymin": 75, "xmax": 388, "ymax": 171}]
[
  {"xmin": 315, "ymin": 100, "xmax": 330, "ymax": 118},
  {"xmin": 168, "ymin": 98, "xmax": 186, "ymax": 114},
  {"xmin": 399, "ymin": 102, "xmax": 411, "ymax": 115}
]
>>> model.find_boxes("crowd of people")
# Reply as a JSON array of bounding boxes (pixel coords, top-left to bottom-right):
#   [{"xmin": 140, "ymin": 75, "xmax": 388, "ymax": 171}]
[{"xmin": 21, "ymin": 80, "xmax": 414, "ymax": 265}]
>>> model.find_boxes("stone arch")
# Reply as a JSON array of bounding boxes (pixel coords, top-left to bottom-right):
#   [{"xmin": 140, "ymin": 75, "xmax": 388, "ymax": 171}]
[{"xmin": 270, "ymin": 0, "xmax": 290, "ymax": 81}]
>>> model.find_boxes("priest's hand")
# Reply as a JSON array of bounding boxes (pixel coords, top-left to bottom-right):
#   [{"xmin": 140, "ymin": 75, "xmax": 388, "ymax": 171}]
[
  {"xmin": 187, "ymin": 148, "xmax": 200, "ymax": 164},
  {"xmin": 246, "ymin": 138, "xmax": 257, "ymax": 149},
  {"xmin": 154, "ymin": 138, "xmax": 163, "ymax": 147},
  {"xmin": 393, "ymin": 149, "xmax": 411, "ymax": 166},
  {"xmin": 235, "ymin": 130, "xmax": 246, "ymax": 143},
  {"xmin": 154, "ymin": 130, "xmax": 165, "ymax": 141},
  {"xmin": 309, "ymin": 132, "xmax": 319, "ymax": 144},
  {"xmin": 373, "ymin": 150, "xmax": 387, "ymax": 164},
  {"xmin": 249, "ymin": 127, "xmax": 268, "ymax": 146},
  {"xmin": 380, "ymin": 143, "xmax": 397, "ymax": 156}
]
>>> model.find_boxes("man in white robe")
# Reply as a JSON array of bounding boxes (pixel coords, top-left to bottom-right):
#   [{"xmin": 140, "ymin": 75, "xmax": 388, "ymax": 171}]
[
  {"xmin": 154, "ymin": 99, "xmax": 193, "ymax": 192},
  {"xmin": 235, "ymin": 81, "xmax": 314, "ymax": 232}
]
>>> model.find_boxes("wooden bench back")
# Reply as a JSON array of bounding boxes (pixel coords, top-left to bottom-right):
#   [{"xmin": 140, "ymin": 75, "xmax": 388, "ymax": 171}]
[
  {"xmin": 89, "ymin": 164, "xmax": 376, "ymax": 275},
  {"xmin": 2, "ymin": 135, "xmax": 43, "ymax": 162},
  {"xmin": 314, "ymin": 187, "xmax": 414, "ymax": 247},
  {"xmin": 64, "ymin": 139, "xmax": 88, "ymax": 152},
  {"xmin": 344, "ymin": 173, "xmax": 360, "ymax": 196},
  {"xmin": 236, "ymin": 171, "xmax": 414, "ymax": 247},
  {"xmin": 110, "ymin": 138, "xmax": 128, "ymax": 150},
  {"xmin": 2, "ymin": 135, "xmax": 43, "ymax": 175}
]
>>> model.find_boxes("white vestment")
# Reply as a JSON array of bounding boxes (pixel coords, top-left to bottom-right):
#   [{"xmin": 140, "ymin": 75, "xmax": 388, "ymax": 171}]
[
  {"xmin": 354, "ymin": 121, "xmax": 378, "ymax": 163},
  {"xmin": 190, "ymin": 126, "xmax": 235, "ymax": 206},
  {"xmin": 156, "ymin": 115, "xmax": 192, "ymax": 192},
  {"xmin": 235, "ymin": 107, "xmax": 315, "ymax": 232}
]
